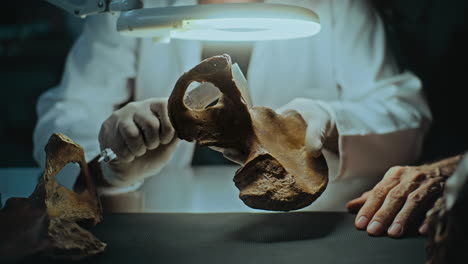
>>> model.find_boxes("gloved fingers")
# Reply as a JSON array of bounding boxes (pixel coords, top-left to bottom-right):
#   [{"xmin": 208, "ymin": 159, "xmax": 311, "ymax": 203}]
[
  {"xmin": 305, "ymin": 131, "xmax": 323, "ymax": 157},
  {"xmin": 109, "ymin": 137, "xmax": 134, "ymax": 163},
  {"xmin": 276, "ymin": 104, "xmax": 294, "ymax": 115},
  {"xmin": 304, "ymin": 118, "xmax": 328, "ymax": 157},
  {"xmin": 276, "ymin": 98, "xmax": 311, "ymax": 115},
  {"xmin": 346, "ymin": 191, "xmax": 370, "ymax": 214},
  {"xmin": 139, "ymin": 136, "xmax": 180, "ymax": 163},
  {"xmin": 276, "ymin": 98, "xmax": 328, "ymax": 120},
  {"xmin": 151, "ymin": 102, "xmax": 175, "ymax": 144},
  {"xmin": 134, "ymin": 110, "xmax": 160, "ymax": 150},
  {"xmin": 99, "ymin": 116, "xmax": 133, "ymax": 164},
  {"xmin": 277, "ymin": 98, "xmax": 334, "ymax": 157},
  {"xmin": 118, "ymin": 119, "xmax": 146, "ymax": 158},
  {"xmin": 103, "ymin": 135, "xmax": 180, "ymax": 188},
  {"xmin": 276, "ymin": 97, "xmax": 299, "ymax": 113}
]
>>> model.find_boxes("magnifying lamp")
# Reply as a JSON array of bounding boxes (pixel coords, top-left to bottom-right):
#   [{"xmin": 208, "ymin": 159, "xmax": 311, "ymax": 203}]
[
  {"xmin": 45, "ymin": 0, "xmax": 321, "ymax": 42},
  {"xmin": 118, "ymin": 3, "xmax": 320, "ymax": 41}
]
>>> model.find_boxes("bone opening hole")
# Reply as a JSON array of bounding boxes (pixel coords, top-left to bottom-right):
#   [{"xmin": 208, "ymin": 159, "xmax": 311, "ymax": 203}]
[
  {"xmin": 184, "ymin": 81, "xmax": 222, "ymax": 110},
  {"xmin": 54, "ymin": 162, "xmax": 82, "ymax": 191}
]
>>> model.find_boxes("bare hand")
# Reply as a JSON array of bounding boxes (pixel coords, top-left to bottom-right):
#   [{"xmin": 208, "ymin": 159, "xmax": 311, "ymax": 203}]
[{"xmin": 346, "ymin": 165, "xmax": 446, "ymax": 237}]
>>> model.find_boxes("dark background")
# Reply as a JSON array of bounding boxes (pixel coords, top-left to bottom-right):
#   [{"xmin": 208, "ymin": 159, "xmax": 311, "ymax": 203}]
[
  {"xmin": 1, "ymin": 0, "xmax": 467, "ymax": 167},
  {"xmin": 374, "ymin": 0, "xmax": 468, "ymax": 162},
  {"xmin": 1, "ymin": 0, "xmax": 83, "ymax": 167}
]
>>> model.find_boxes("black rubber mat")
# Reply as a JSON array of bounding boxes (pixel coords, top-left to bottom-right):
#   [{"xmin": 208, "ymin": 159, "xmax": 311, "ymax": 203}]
[{"xmin": 26, "ymin": 212, "xmax": 428, "ymax": 264}]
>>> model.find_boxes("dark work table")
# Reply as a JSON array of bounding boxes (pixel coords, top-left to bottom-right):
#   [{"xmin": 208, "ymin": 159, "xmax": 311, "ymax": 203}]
[
  {"xmin": 40, "ymin": 212, "xmax": 427, "ymax": 264},
  {"xmin": 2, "ymin": 168, "xmax": 427, "ymax": 263}
]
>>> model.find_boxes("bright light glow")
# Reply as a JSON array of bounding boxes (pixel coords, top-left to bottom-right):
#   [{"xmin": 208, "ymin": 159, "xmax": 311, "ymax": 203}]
[
  {"xmin": 171, "ymin": 18, "xmax": 320, "ymax": 41},
  {"xmin": 117, "ymin": 4, "xmax": 321, "ymax": 42}
]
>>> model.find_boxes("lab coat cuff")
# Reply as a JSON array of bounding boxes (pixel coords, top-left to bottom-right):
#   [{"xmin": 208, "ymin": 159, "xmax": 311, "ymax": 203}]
[{"xmin": 328, "ymin": 99, "xmax": 424, "ymax": 182}]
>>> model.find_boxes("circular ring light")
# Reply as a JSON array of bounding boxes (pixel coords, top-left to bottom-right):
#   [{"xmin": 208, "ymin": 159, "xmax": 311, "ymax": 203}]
[{"xmin": 117, "ymin": 3, "xmax": 321, "ymax": 41}]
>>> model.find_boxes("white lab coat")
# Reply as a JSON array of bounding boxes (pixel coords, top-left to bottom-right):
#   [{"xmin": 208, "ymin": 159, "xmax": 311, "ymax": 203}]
[{"xmin": 33, "ymin": 0, "xmax": 431, "ymax": 211}]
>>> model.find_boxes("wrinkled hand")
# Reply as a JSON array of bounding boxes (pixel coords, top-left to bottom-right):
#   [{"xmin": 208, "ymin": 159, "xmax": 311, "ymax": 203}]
[
  {"xmin": 277, "ymin": 98, "xmax": 337, "ymax": 156},
  {"xmin": 346, "ymin": 165, "xmax": 446, "ymax": 237},
  {"xmin": 98, "ymin": 98, "xmax": 178, "ymax": 186}
]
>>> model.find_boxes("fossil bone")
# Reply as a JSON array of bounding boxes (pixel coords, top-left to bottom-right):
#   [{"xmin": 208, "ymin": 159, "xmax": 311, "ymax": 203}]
[
  {"xmin": 0, "ymin": 133, "xmax": 106, "ymax": 261},
  {"xmin": 168, "ymin": 54, "xmax": 328, "ymax": 211}
]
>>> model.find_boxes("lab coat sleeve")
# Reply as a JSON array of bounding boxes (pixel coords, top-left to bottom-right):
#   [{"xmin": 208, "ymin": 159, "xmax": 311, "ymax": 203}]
[
  {"xmin": 33, "ymin": 13, "xmax": 137, "ymax": 168},
  {"xmin": 325, "ymin": 0, "xmax": 432, "ymax": 180}
]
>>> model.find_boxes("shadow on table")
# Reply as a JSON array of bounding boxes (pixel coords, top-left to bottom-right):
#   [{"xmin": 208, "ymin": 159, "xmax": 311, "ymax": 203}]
[
  {"xmin": 231, "ymin": 212, "xmax": 346, "ymax": 243},
  {"xmin": 14, "ymin": 212, "xmax": 428, "ymax": 264}
]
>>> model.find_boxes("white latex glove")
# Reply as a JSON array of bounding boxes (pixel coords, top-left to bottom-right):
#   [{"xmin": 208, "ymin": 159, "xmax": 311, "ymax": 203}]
[
  {"xmin": 98, "ymin": 98, "xmax": 178, "ymax": 188},
  {"xmin": 210, "ymin": 98, "xmax": 337, "ymax": 164},
  {"xmin": 276, "ymin": 98, "xmax": 337, "ymax": 157}
]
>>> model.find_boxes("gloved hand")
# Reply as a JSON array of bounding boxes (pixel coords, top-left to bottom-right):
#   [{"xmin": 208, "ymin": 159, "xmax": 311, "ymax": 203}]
[
  {"xmin": 210, "ymin": 98, "xmax": 338, "ymax": 164},
  {"xmin": 98, "ymin": 98, "xmax": 178, "ymax": 187},
  {"xmin": 276, "ymin": 98, "xmax": 338, "ymax": 157}
]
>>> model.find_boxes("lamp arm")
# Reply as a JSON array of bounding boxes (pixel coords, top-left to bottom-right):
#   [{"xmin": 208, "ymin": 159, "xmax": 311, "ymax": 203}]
[{"xmin": 45, "ymin": 0, "xmax": 143, "ymax": 18}]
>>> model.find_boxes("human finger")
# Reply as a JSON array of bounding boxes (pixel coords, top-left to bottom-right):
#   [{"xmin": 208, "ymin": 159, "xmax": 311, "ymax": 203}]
[
  {"xmin": 418, "ymin": 219, "xmax": 430, "ymax": 236},
  {"xmin": 305, "ymin": 122, "xmax": 325, "ymax": 157},
  {"xmin": 118, "ymin": 120, "xmax": 146, "ymax": 157},
  {"xmin": 134, "ymin": 110, "xmax": 161, "ymax": 150},
  {"xmin": 346, "ymin": 191, "xmax": 370, "ymax": 214},
  {"xmin": 389, "ymin": 178, "xmax": 444, "ymax": 238},
  {"xmin": 367, "ymin": 182, "xmax": 418, "ymax": 236},
  {"xmin": 151, "ymin": 102, "xmax": 175, "ymax": 144},
  {"xmin": 355, "ymin": 184, "xmax": 390, "ymax": 231},
  {"xmin": 354, "ymin": 167, "xmax": 403, "ymax": 230},
  {"xmin": 99, "ymin": 118, "xmax": 133, "ymax": 163}
]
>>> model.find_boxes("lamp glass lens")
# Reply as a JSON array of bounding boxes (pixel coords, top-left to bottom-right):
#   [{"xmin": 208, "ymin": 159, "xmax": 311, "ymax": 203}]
[{"xmin": 172, "ymin": 18, "xmax": 320, "ymax": 41}]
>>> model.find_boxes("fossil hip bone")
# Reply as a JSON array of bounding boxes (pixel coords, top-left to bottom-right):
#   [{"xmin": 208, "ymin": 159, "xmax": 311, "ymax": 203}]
[
  {"xmin": 0, "ymin": 133, "xmax": 106, "ymax": 261},
  {"xmin": 168, "ymin": 54, "xmax": 328, "ymax": 211}
]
